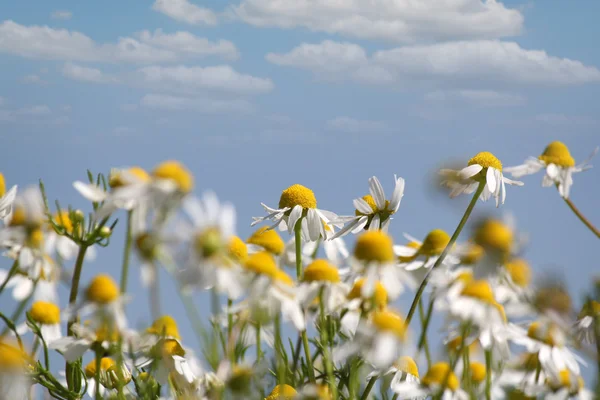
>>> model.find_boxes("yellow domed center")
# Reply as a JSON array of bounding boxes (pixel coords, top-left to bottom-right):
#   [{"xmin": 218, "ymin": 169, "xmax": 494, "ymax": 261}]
[
  {"xmin": 355, "ymin": 194, "xmax": 378, "ymax": 216},
  {"xmin": 505, "ymin": 259, "xmax": 531, "ymax": 287},
  {"xmin": 85, "ymin": 357, "xmax": 115, "ymax": 378},
  {"xmin": 266, "ymin": 384, "xmax": 297, "ymax": 400},
  {"xmin": 29, "ymin": 301, "xmax": 60, "ymax": 325},
  {"xmin": 461, "ymin": 280, "xmax": 496, "ymax": 304},
  {"xmin": 244, "ymin": 252, "xmax": 278, "ymax": 278},
  {"xmin": 278, "ymin": 184, "xmax": 317, "ymax": 209},
  {"xmin": 194, "ymin": 227, "xmax": 224, "ymax": 259},
  {"xmin": 147, "ymin": 315, "xmax": 180, "ymax": 339},
  {"xmin": 303, "ymin": 259, "xmax": 340, "ymax": 283},
  {"xmin": 460, "ymin": 243, "xmax": 484, "ymax": 265},
  {"xmin": 27, "ymin": 228, "xmax": 45, "ymax": 249},
  {"xmin": 86, "ymin": 274, "xmax": 119, "ymax": 304},
  {"xmin": 468, "ymin": 151, "xmax": 503, "ymax": 171},
  {"xmin": 227, "ymin": 236, "xmax": 247, "ymax": 263},
  {"xmin": 348, "ymin": 278, "xmax": 388, "ymax": 308},
  {"xmin": 453, "ymin": 271, "xmax": 474, "ymax": 286},
  {"xmin": 273, "ymin": 270, "xmax": 294, "ymax": 286},
  {"xmin": 539, "ymin": 141, "xmax": 575, "ymax": 168},
  {"xmin": 152, "ymin": 161, "xmax": 194, "ymax": 193},
  {"xmin": 470, "ymin": 362, "xmax": 486, "ymax": 384},
  {"xmin": 354, "ymin": 231, "xmax": 394, "ymax": 263},
  {"xmin": 371, "ymin": 310, "xmax": 406, "ymax": 339},
  {"xmin": 418, "ymin": 229, "xmax": 450, "ymax": 257},
  {"xmin": 0, "ymin": 173, "xmax": 5, "ymax": 197},
  {"xmin": 160, "ymin": 339, "xmax": 186, "ymax": 357},
  {"xmin": 0, "ymin": 341, "xmax": 27, "ymax": 369},
  {"xmin": 247, "ymin": 227, "xmax": 285, "ymax": 255},
  {"xmin": 94, "ymin": 324, "xmax": 120, "ymax": 343},
  {"xmin": 473, "ymin": 219, "xmax": 513, "ymax": 254},
  {"xmin": 109, "ymin": 166, "xmax": 150, "ymax": 188},
  {"xmin": 394, "ymin": 356, "xmax": 419, "ymax": 378},
  {"xmin": 422, "ymin": 362, "xmax": 459, "ymax": 391}
]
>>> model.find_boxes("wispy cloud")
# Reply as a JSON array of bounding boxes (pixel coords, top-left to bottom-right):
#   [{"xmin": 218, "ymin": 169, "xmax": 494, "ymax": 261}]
[
  {"xmin": 425, "ymin": 90, "xmax": 526, "ymax": 107},
  {"xmin": 51, "ymin": 10, "xmax": 72, "ymax": 20},
  {"xmin": 152, "ymin": 0, "xmax": 218, "ymax": 26},
  {"xmin": 62, "ymin": 63, "xmax": 117, "ymax": 83}
]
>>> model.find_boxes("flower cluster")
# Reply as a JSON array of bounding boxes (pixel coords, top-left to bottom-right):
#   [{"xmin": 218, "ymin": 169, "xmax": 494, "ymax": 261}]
[{"xmin": 0, "ymin": 143, "xmax": 598, "ymax": 400}]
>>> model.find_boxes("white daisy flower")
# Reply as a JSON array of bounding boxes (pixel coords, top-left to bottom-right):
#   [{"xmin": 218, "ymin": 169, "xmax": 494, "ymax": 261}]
[
  {"xmin": 136, "ymin": 338, "xmax": 198, "ymax": 387},
  {"xmin": 84, "ymin": 357, "xmax": 132, "ymax": 399},
  {"xmin": 391, "ymin": 362, "xmax": 468, "ymax": 400},
  {"xmin": 440, "ymin": 151, "xmax": 523, "ymax": 207},
  {"xmin": 297, "ymin": 259, "xmax": 349, "ymax": 315},
  {"xmin": 573, "ymin": 300, "xmax": 599, "ymax": 344},
  {"xmin": 246, "ymin": 226, "xmax": 286, "ymax": 257},
  {"xmin": 49, "ymin": 322, "xmax": 123, "ymax": 362},
  {"xmin": 542, "ymin": 369, "xmax": 594, "ymax": 400},
  {"xmin": 251, "ymin": 184, "xmax": 339, "ymax": 242},
  {"xmin": 334, "ymin": 309, "xmax": 407, "ymax": 370},
  {"xmin": 0, "ymin": 172, "xmax": 17, "ymax": 224},
  {"xmin": 332, "ymin": 175, "xmax": 405, "ymax": 238},
  {"xmin": 505, "ymin": 141, "xmax": 598, "ymax": 198},
  {"xmin": 0, "ymin": 340, "xmax": 31, "ymax": 400},
  {"xmin": 493, "ymin": 258, "xmax": 535, "ymax": 318},
  {"xmin": 366, "ymin": 356, "xmax": 421, "ymax": 399},
  {"xmin": 17, "ymin": 300, "xmax": 62, "ymax": 345},
  {"xmin": 0, "ymin": 254, "xmax": 60, "ymax": 304},
  {"xmin": 339, "ymin": 278, "xmax": 389, "ymax": 338}
]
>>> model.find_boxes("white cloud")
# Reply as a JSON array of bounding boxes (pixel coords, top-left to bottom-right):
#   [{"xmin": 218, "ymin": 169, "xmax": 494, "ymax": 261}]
[
  {"xmin": 138, "ymin": 65, "xmax": 274, "ymax": 94},
  {"xmin": 267, "ymin": 40, "xmax": 600, "ymax": 86},
  {"xmin": 326, "ymin": 116, "xmax": 388, "ymax": 133},
  {"xmin": 136, "ymin": 29, "xmax": 238, "ymax": 60},
  {"xmin": 230, "ymin": 0, "xmax": 523, "ymax": 43},
  {"xmin": 62, "ymin": 63, "xmax": 116, "ymax": 83},
  {"xmin": 22, "ymin": 74, "xmax": 46, "ymax": 84},
  {"xmin": 152, "ymin": 0, "xmax": 218, "ymax": 26},
  {"xmin": 141, "ymin": 93, "xmax": 253, "ymax": 113},
  {"xmin": 51, "ymin": 10, "xmax": 72, "ymax": 20},
  {"xmin": 425, "ymin": 90, "xmax": 526, "ymax": 107},
  {"xmin": 0, "ymin": 20, "xmax": 233, "ymax": 64}
]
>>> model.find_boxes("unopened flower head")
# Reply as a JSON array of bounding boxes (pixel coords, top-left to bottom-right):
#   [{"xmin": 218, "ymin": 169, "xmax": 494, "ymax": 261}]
[
  {"xmin": 354, "ymin": 231, "xmax": 394, "ymax": 263},
  {"xmin": 473, "ymin": 218, "xmax": 513, "ymax": 255},
  {"xmin": 504, "ymin": 258, "xmax": 532, "ymax": 288},
  {"xmin": 227, "ymin": 235, "xmax": 248, "ymax": 263}
]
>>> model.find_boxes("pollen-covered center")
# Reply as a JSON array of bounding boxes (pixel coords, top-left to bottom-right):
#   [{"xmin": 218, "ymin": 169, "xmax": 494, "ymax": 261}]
[
  {"xmin": 86, "ymin": 274, "xmax": 119, "ymax": 304},
  {"xmin": 109, "ymin": 166, "xmax": 150, "ymax": 189},
  {"xmin": 354, "ymin": 231, "xmax": 395, "ymax": 263},
  {"xmin": 85, "ymin": 357, "xmax": 115, "ymax": 378},
  {"xmin": 194, "ymin": 227, "xmax": 224, "ymax": 259},
  {"xmin": 243, "ymin": 251, "xmax": 278, "ymax": 278},
  {"xmin": 147, "ymin": 315, "xmax": 181, "ymax": 339},
  {"xmin": 470, "ymin": 362, "xmax": 486, "ymax": 384},
  {"xmin": 266, "ymin": 384, "xmax": 297, "ymax": 400},
  {"xmin": 468, "ymin": 151, "xmax": 503, "ymax": 171},
  {"xmin": 94, "ymin": 324, "xmax": 120, "ymax": 343},
  {"xmin": 348, "ymin": 278, "xmax": 388, "ymax": 308},
  {"xmin": 0, "ymin": 341, "xmax": 27, "ymax": 369},
  {"xmin": 394, "ymin": 356, "xmax": 419, "ymax": 378},
  {"xmin": 274, "ymin": 270, "xmax": 294, "ymax": 286},
  {"xmin": 278, "ymin": 184, "xmax": 317, "ymax": 210},
  {"xmin": 539, "ymin": 141, "xmax": 576, "ymax": 168},
  {"xmin": 152, "ymin": 160, "xmax": 194, "ymax": 193},
  {"xmin": 371, "ymin": 310, "xmax": 406, "ymax": 339},
  {"xmin": 418, "ymin": 229, "xmax": 450, "ymax": 257},
  {"xmin": 461, "ymin": 280, "xmax": 496, "ymax": 304},
  {"xmin": 160, "ymin": 339, "xmax": 186, "ymax": 357},
  {"xmin": 422, "ymin": 362, "xmax": 459, "ymax": 391},
  {"xmin": 29, "ymin": 301, "xmax": 60, "ymax": 325},
  {"xmin": 227, "ymin": 236, "xmax": 247, "ymax": 263},
  {"xmin": 303, "ymin": 259, "xmax": 340, "ymax": 283},
  {"xmin": 473, "ymin": 219, "xmax": 513, "ymax": 254},
  {"xmin": 505, "ymin": 258, "xmax": 531, "ymax": 287},
  {"xmin": 247, "ymin": 227, "xmax": 285, "ymax": 255}
]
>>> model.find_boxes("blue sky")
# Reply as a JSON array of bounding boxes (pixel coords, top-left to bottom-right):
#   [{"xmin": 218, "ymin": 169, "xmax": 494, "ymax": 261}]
[{"xmin": 2, "ymin": 0, "xmax": 600, "ymax": 386}]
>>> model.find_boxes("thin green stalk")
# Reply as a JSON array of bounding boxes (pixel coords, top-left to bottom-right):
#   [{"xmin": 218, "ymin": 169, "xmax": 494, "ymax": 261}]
[
  {"xmin": 256, "ymin": 322, "xmax": 262, "ymax": 362},
  {"xmin": 361, "ymin": 376, "xmax": 378, "ymax": 400},
  {"xmin": 302, "ymin": 330, "xmax": 315, "ymax": 383},
  {"xmin": 119, "ymin": 211, "xmax": 133, "ymax": 293},
  {"xmin": 418, "ymin": 299, "xmax": 432, "ymax": 368},
  {"xmin": 405, "ymin": 182, "xmax": 484, "ymax": 328},
  {"xmin": 562, "ymin": 195, "xmax": 600, "ymax": 239},
  {"xmin": 227, "ymin": 298, "xmax": 234, "ymax": 363},
  {"xmin": 0, "ymin": 259, "xmax": 19, "ymax": 295},
  {"xmin": 319, "ymin": 287, "xmax": 338, "ymax": 399},
  {"xmin": 294, "ymin": 221, "xmax": 303, "ymax": 279},
  {"xmin": 67, "ymin": 244, "xmax": 89, "ymax": 334},
  {"xmin": 95, "ymin": 354, "xmax": 102, "ymax": 400},
  {"xmin": 274, "ymin": 313, "xmax": 285, "ymax": 387},
  {"xmin": 485, "ymin": 350, "xmax": 492, "ymax": 400}
]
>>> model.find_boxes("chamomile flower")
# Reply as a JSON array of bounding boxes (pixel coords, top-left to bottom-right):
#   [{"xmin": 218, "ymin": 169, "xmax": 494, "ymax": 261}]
[
  {"xmin": 391, "ymin": 362, "xmax": 468, "ymax": 400},
  {"xmin": 251, "ymin": 184, "xmax": 339, "ymax": 242},
  {"xmin": 265, "ymin": 384, "xmax": 297, "ymax": 400},
  {"xmin": 494, "ymin": 258, "xmax": 535, "ymax": 317},
  {"xmin": 0, "ymin": 172, "xmax": 17, "ymax": 223},
  {"xmin": 50, "ymin": 322, "xmax": 122, "ymax": 362},
  {"xmin": 349, "ymin": 231, "xmax": 414, "ymax": 300},
  {"xmin": 297, "ymin": 259, "xmax": 348, "ymax": 314},
  {"xmin": 18, "ymin": 300, "xmax": 62, "ymax": 344},
  {"xmin": 542, "ymin": 369, "xmax": 593, "ymax": 400},
  {"xmin": 332, "ymin": 175, "xmax": 405, "ymax": 238},
  {"xmin": 0, "ymin": 340, "xmax": 31, "ymax": 400},
  {"xmin": 335, "ymin": 309, "xmax": 407, "ymax": 369},
  {"xmin": 84, "ymin": 357, "xmax": 132, "ymax": 399},
  {"xmin": 505, "ymin": 141, "xmax": 598, "ymax": 198},
  {"xmin": 246, "ymin": 226, "xmax": 285, "ymax": 256},
  {"xmin": 340, "ymin": 278, "xmax": 389, "ymax": 337},
  {"xmin": 0, "ymin": 255, "xmax": 60, "ymax": 303},
  {"xmin": 368, "ymin": 355, "xmax": 420, "ymax": 399},
  {"xmin": 573, "ymin": 300, "xmax": 599, "ymax": 344},
  {"xmin": 440, "ymin": 151, "xmax": 523, "ymax": 207},
  {"xmin": 137, "ymin": 338, "xmax": 197, "ymax": 386}
]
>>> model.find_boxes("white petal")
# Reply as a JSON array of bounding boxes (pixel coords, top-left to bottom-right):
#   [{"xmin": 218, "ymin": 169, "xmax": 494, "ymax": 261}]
[
  {"xmin": 458, "ymin": 164, "xmax": 482, "ymax": 179},
  {"xmin": 307, "ymin": 209, "xmax": 321, "ymax": 242},
  {"xmin": 369, "ymin": 176, "xmax": 386, "ymax": 210},
  {"xmin": 353, "ymin": 198, "xmax": 373, "ymax": 215},
  {"xmin": 287, "ymin": 205, "xmax": 302, "ymax": 234},
  {"xmin": 389, "ymin": 176, "xmax": 405, "ymax": 212},
  {"xmin": 73, "ymin": 182, "xmax": 107, "ymax": 202},
  {"xmin": 486, "ymin": 167, "xmax": 497, "ymax": 194}
]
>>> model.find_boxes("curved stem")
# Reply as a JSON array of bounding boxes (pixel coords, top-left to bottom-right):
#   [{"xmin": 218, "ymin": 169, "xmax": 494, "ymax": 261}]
[
  {"xmin": 563, "ymin": 196, "xmax": 600, "ymax": 239},
  {"xmin": 67, "ymin": 244, "xmax": 89, "ymax": 333},
  {"xmin": 119, "ymin": 211, "xmax": 133, "ymax": 293},
  {"xmin": 0, "ymin": 259, "xmax": 19, "ymax": 295},
  {"xmin": 360, "ymin": 376, "xmax": 377, "ymax": 400},
  {"xmin": 485, "ymin": 350, "xmax": 492, "ymax": 400},
  {"xmin": 418, "ymin": 299, "xmax": 432, "ymax": 368},
  {"xmin": 302, "ymin": 330, "xmax": 316, "ymax": 383},
  {"xmin": 405, "ymin": 182, "xmax": 485, "ymax": 328},
  {"xmin": 319, "ymin": 287, "xmax": 337, "ymax": 399}
]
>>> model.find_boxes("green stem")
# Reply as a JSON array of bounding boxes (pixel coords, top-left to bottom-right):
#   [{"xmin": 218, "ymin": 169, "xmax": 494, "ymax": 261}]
[
  {"xmin": 302, "ymin": 330, "xmax": 316, "ymax": 383},
  {"xmin": 95, "ymin": 354, "xmax": 101, "ymax": 400},
  {"xmin": 274, "ymin": 313, "xmax": 285, "ymax": 387},
  {"xmin": 0, "ymin": 259, "xmax": 19, "ymax": 295},
  {"xmin": 405, "ymin": 182, "xmax": 484, "ymax": 328},
  {"xmin": 418, "ymin": 299, "xmax": 432, "ymax": 368},
  {"xmin": 67, "ymin": 244, "xmax": 88, "ymax": 334},
  {"xmin": 319, "ymin": 287, "xmax": 338, "ymax": 399},
  {"xmin": 563, "ymin": 195, "xmax": 600, "ymax": 239},
  {"xmin": 256, "ymin": 322, "xmax": 262, "ymax": 363},
  {"xmin": 361, "ymin": 376, "xmax": 378, "ymax": 400},
  {"xmin": 485, "ymin": 350, "xmax": 492, "ymax": 400},
  {"xmin": 294, "ymin": 220, "xmax": 303, "ymax": 279},
  {"xmin": 119, "ymin": 211, "xmax": 133, "ymax": 293}
]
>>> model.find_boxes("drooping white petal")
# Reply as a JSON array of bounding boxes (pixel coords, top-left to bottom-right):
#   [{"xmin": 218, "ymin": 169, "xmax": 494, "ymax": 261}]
[
  {"xmin": 389, "ymin": 176, "xmax": 405, "ymax": 212},
  {"xmin": 458, "ymin": 164, "xmax": 483, "ymax": 180},
  {"xmin": 369, "ymin": 176, "xmax": 386, "ymax": 210},
  {"xmin": 287, "ymin": 205, "xmax": 303, "ymax": 234}
]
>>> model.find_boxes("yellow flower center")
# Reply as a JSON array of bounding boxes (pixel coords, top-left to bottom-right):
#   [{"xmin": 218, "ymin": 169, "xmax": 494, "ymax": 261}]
[
  {"xmin": 244, "ymin": 252, "xmax": 279, "ymax": 278},
  {"xmin": 505, "ymin": 258, "xmax": 531, "ymax": 287},
  {"xmin": 266, "ymin": 384, "xmax": 297, "ymax": 400},
  {"xmin": 228, "ymin": 236, "xmax": 247, "ymax": 263},
  {"xmin": 354, "ymin": 231, "xmax": 394, "ymax": 263},
  {"xmin": 27, "ymin": 228, "xmax": 44, "ymax": 249},
  {"xmin": 461, "ymin": 280, "xmax": 496, "ymax": 304},
  {"xmin": 109, "ymin": 166, "xmax": 150, "ymax": 188},
  {"xmin": 147, "ymin": 315, "xmax": 181, "ymax": 339},
  {"xmin": 9, "ymin": 206, "xmax": 26, "ymax": 227},
  {"xmin": 422, "ymin": 362, "xmax": 459, "ymax": 391},
  {"xmin": 538, "ymin": 141, "xmax": 575, "ymax": 168},
  {"xmin": 94, "ymin": 324, "xmax": 120, "ymax": 343},
  {"xmin": 86, "ymin": 274, "xmax": 119, "ymax": 304},
  {"xmin": 398, "ymin": 241, "xmax": 420, "ymax": 263},
  {"xmin": 460, "ymin": 243, "xmax": 484, "ymax": 265},
  {"xmin": 274, "ymin": 270, "xmax": 294, "ymax": 286},
  {"xmin": 0, "ymin": 173, "xmax": 6, "ymax": 197},
  {"xmin": 468, "ymin": 151, "xmax": 503, "ymax": 171},
  {"xmin": 29, "ymin": 301, "xmax": 60, "ymax": 325},
  {"xmin": 135, "ymin": 232, "xmax": 159, "ymax": 261},
  {"xmin": 152, "ymin": 160, "xmax": 194, "ymax": 193},
  {"xmin": 547, "ymin": 369, "xmax": 584, "ymax": 392},
  {"xmin": 394, "ymin": 356, "xmax": 419, "ymax": 378},
  {"xmin": 194, "ymin": 227, "xmax": 224, "ymax": 259},
  {"xmin": 473, "ymin": 219, "xmax": 513, "ymax": 254},
  {"xmin": 470, "ymin": 362, "xmax": 486, "ymax": 384},
  {"xmin": 278, "ymin": 184, "xmax": 317, "ymax": 209},
  {"xmin": 354, "ymin": 194, "xmax": 392, "ymax": 216},
  {"xmin": 160, "ymin": 339, "xmax": 185, "ymax": 357},
  {"xmin": 0, "ymin": 341, "xmax": 27, "ymax": 369},
  {"xmin": 303, "ymin": 259, "xmax": 340, "ymax": 283},
  {"xmin": 371, "ymin": 310, "xmax": 406, "ymax": 339},
  {"xmin": 247, "ymin": 227, "xmax": 285, "ymax": 255},
  {"xmin": 527, "ymin": 322, "xmax": 556, "ymax": 346},
  {"xmin": 348, "ymin": 278, "xmax": 388, "ymax": 308},
  {"xmin": 453, "ymin": 271, "xmax": 474, "ymax": 286},
  {"xmin": 578, "ymin": 300, "xmax": 600, "ymax": 319},
  {"xmin": 52, "ymin": 211, "xmax": 77, "ymax": 235},
  {"xmin": 85, "ymin": 357, "xmax": 115, "ymax": 378},
  {"xmin": 418, "ymin": 229, "xmax": 450, "ymax": 257}
]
